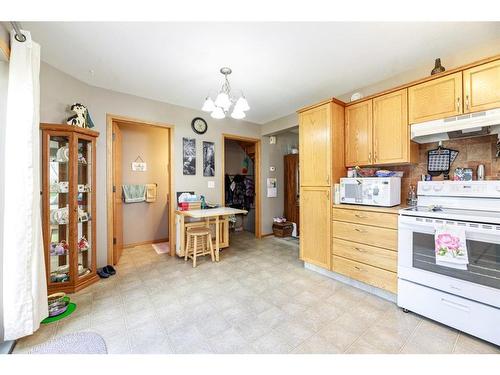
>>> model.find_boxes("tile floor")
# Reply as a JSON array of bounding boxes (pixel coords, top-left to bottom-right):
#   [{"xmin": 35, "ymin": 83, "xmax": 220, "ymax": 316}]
[{"xmin": 14, "ymin": 232, "xmax": 500, "ymax": 354}]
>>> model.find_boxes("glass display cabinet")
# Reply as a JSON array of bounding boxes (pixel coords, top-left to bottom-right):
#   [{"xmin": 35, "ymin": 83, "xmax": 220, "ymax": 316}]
[{"xmin": 41, "ymin": 124, "xmax": 99, "ymax": 293}]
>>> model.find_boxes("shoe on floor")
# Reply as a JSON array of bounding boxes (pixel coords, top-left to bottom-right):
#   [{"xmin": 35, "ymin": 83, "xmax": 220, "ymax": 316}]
[
  {"xmin": 97, "ymin": 269, "xmax": 110, "ymax": 278},
  {"xmin": 103, "ymin": 265, "xmax": 116, "ymax": 275}
]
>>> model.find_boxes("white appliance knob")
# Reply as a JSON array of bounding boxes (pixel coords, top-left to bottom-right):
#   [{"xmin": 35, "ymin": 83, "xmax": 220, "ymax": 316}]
[
  {"xmin": 422, "ymin": 185, "xmax": 431, "ymax": 191},
  {"xmin": 433, "ymin": 185, "xmax": 443, "ymax": 191}
]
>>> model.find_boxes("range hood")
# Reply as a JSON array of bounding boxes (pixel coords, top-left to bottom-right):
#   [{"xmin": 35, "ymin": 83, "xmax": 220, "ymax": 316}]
[{"xmin": 411, "ymin": 108, "xmax": 500, "ymax": 144}]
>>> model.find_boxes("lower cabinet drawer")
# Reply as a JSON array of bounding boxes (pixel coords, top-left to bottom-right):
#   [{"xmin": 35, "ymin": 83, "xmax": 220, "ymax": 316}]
[
  {"xmin": 331, "ymin": 255, "xmax": 397, "ymax": 293},
  {"xmin": 332, "ymin": 208, "xmax": 397, "ymax": 229},
  {"xmin": 332, "ymin": 220, "xmax": 397, "ymax": 250},
  {"xmin": 332, "ymin": 238, "xmax": 397, "ymax": 272}
]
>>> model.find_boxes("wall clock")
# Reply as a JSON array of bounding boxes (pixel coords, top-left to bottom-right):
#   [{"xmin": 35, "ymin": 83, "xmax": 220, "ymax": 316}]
[{"xmin": 191, "ymin": 117, "xmax": 208, "ymax": 135}]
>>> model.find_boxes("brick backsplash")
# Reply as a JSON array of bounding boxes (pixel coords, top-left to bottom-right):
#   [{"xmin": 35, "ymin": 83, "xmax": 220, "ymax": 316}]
[{"xmin": 384, "ymin": 135, "xmax": 500, "ymax": 201}]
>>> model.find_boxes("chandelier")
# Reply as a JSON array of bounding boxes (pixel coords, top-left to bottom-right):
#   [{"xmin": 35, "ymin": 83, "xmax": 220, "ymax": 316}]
[{"xmin": 201, "ymin": 67, "xmax": 250, "ymax": 120}]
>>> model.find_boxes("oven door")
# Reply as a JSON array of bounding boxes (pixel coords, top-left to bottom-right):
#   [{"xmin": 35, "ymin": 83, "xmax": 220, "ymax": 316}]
[{"xmin": 398, "ymin": 214, "xmax": 500, "ymax": 308}]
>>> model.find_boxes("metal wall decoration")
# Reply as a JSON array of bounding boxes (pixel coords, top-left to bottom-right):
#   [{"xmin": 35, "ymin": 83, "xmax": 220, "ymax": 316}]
[
  {"xmin": 203, "ymin": 141, "xmax": 215, "ymax": 177},
  {"xmin": 183, "ymin": 138, "xmax": 196, "ymax": 175}
]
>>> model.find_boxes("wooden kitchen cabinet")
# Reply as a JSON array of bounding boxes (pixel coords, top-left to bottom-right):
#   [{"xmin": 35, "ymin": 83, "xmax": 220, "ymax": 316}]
[
  {"xmin": 299, "ymin": 103, "xmax": 331, "ymax": 186},
  {"xmin": 345, "ymin": 90, "xmax": 416, "ymax": 167},
  {"xmin": 408, "ymin": 72, "xmax": 463, "ymax": 124},
  {"xmin": 463, "ymin": 59, "xmax": 500, "ymax": 113},
  {"xmin": 331, "ymin": 205, "xmax": 398, "ymax": 294},
  {"xmin": 345, "ymin": 100, "xmax": 372, "ymax": 166},
  {"xmin": 373, "ymin": 89, "xmax": 417, "ymax": 165},
  {"xmin": 300, "ymin": 186, "xmax": 331, "ymax": 269}
]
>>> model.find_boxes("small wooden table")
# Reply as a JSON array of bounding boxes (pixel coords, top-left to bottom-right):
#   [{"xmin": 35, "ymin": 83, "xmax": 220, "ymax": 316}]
[{"xmin": 175, "ymin": 207, "xmax": 248, "ymax": 261}]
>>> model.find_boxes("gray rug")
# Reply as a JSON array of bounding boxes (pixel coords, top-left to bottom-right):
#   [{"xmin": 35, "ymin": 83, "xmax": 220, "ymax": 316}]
[{"xmin": 29, "ymin": 332, "xmax": 107, "ymax": 354}]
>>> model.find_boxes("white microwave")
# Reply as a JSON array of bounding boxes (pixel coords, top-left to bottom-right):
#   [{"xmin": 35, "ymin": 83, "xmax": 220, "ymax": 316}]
[{"xmin": 340, "ymin": 177, "xmax": 401, "ymax": 207}]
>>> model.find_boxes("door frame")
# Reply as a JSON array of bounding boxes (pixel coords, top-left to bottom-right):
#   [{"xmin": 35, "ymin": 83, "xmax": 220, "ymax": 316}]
[
  {"xmin": 106, "ymin": 114, "xmax": 176, "ymax": 264},
  {"xmin": 221, "ymin": 133, "xmax": 262, "ymax": 239}
]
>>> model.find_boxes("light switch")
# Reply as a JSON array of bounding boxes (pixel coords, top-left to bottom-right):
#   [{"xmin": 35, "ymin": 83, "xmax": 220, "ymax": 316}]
[
  {"xmin": 269, "ymin": 166, "xmax": 276, "ymax": 172},
  {"xmin": 207, "ymin": 180, "xmax": 215, "ymax": 188}
]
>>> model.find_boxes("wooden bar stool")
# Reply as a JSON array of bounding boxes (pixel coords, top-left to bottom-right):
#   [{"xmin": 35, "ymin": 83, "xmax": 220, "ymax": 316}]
[{"xmin": 184, "ymin": 227, "xmax": 215, "ymax": 267}]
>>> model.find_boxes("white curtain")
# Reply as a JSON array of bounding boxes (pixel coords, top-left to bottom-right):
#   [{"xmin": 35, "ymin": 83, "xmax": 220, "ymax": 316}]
[{"xmin": 2, "ymin": 30, "xmax": 48, "ymax": 340}]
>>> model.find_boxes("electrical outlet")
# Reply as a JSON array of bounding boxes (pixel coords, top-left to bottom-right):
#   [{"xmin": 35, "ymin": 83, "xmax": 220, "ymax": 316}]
[{"xmin": 207, "ymin": 180, "xmax": 215, "ymax": 188}]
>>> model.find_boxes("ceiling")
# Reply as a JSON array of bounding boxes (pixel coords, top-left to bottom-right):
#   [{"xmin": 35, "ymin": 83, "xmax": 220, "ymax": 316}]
[{"xmin": 25, "ymin": 22, "xmax": 500, "ymax": 124}]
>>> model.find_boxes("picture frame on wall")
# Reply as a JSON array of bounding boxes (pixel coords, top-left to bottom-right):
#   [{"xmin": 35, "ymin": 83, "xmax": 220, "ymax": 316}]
[
  {"xmin": 183, "ymin": 137, "xmax": 196, "ymax": 175},
  {"xmin": 203, "ymin": 141, "xmax": 215, "ymax": 177}
]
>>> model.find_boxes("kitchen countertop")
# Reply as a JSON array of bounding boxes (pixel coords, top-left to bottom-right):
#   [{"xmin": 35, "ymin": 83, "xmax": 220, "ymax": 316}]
[{"xmin": 332, "ymin": 203, "xmax": 407, "ymax": 214}]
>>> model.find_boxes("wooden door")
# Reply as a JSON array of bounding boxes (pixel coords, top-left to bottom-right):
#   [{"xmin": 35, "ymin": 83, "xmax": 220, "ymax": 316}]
[
  {"xmin": 112, "ymin": 123, "xmax": 123, "ymax": 265},
  {"xmin": 284, "ymin": 154, "xmax": 299, "ymax": 234},
  {"xmin": 345, "ymin": 100, "xmax": 373, "ymax": 166},
  {"xmin": 463, "ymin": 59, "xmax": 500, "ymax": 113},
  {"xmin": 373, "ymin": 89, "xmax": 409, "ymax": 165},
  {"xmin": 408, "ymin": 72, "xmax": 462, "ymax": 124},
  {"xmin": 300, "ymin": 186, "xmax": 331, "ymax": 269},
  {"xmin": 299, "ymin": 103, "xmax": 331, "ymax": 186}
]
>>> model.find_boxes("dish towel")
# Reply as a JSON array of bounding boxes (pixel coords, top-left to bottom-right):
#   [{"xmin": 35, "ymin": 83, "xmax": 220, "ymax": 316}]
[
  {"xmin": 145, "ymin": 183, "xmax": 157, "ymax": 203},
  {"xmin": 435, "ymin": 224, "xmax": 469, "ymax": 270},
  {"xmin": 122, "ymin": 184, "xmax": 146, "ymax": 203}
]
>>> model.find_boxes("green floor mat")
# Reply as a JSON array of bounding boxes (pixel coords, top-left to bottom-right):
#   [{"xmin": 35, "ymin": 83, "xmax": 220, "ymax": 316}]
[{"xmin": 41, "ymin": 299, "xmax": 77, "ymax": 324}]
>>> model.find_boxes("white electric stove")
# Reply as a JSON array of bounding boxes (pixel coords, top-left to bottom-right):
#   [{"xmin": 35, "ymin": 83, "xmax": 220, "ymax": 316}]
[{"xmin": 398, "ymin": 181, "xmax": 500, "ymax": 346}]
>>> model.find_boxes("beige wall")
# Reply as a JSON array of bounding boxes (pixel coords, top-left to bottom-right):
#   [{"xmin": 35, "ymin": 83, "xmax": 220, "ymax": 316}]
[
  {"xmin": 120, "ymin": 123, "xmax": 169, "ymax": 246},
  {"xmin": 260, "ymin": 131, "xmax": 299, "ymax": 235},
  {"xmin": 261, "ymin": 112, "xmax": 298, "ymax": 136},
  {"xmin": 338, "ymin": 38, "xmax": 500, "ymax": 103},
  {"xmin": 39, "ymin": 62, "xmax": 262, "ymax": 267}
]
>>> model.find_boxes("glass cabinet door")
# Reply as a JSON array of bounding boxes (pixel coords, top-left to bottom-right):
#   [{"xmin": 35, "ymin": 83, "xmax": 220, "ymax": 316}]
[
  {"xmin": 76, "ymin": 137, "xmax": 93, "ymax": 280},
  {"xmin": 48, "ymin": 135, "xmax": 71, "ymax": 284}
]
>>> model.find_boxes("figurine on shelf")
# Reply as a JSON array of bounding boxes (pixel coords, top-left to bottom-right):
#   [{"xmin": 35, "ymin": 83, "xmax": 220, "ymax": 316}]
[
  {"xmin": 66, "ymin": 103, "xmax": 95, "ymax": 129},
  {"xmin": 50, "ymin": 240, "xmax": 69, "ymax": 256},
  {"xmin": 78, "ymin": 236, "xmax": 90, "ymax": 252}
]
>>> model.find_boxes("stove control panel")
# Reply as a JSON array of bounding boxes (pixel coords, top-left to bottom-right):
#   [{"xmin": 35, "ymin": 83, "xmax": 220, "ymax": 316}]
[{"xmin": 417, "ymin": 181, "xmax": 500, "ymax": 198}]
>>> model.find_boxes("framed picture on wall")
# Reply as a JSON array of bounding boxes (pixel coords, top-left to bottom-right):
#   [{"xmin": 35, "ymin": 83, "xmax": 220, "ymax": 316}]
[
  {"xmin": 183, "ymin": 137, "xmax": 196, "ymax": 175},
  {"xmin": 203, "ymin": 141, "xmax": 215, "ymax": 177}
]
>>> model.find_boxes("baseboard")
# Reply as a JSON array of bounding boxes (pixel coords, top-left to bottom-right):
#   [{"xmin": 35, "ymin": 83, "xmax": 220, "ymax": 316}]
[
  {"xmin": 123, "ymin": 238, "xmax": 169, "ymax": 249},
  {"xmin": 304, "ymin": 262, "xmax": 397, "ymax": 303},
  {"xmin": 260, "ymin": 233, "xmax": 274, "ymax": 238}
]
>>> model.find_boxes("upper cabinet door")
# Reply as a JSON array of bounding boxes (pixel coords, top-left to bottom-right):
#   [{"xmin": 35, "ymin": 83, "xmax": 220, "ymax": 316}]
[
  {"xmin": 463, "ymin": 59, "xmax": 500, "ymax": 113},
  {"xmin": 373, "ymin": 89, "xmax": 409, "ymax": 165},
  {"xmin": 299, "ymin": 103, "xmax": 331, "ymax": 186},
  {"xmin": 408, "ymin": 72, "xmax": 462, "ymax": 124},
  {"xmin": 345, "ymin": 100, "xmax": 373, "ymax": 167}
]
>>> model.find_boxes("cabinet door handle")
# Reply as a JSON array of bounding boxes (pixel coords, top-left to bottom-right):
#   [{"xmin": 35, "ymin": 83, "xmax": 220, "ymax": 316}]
[
  {"xmin": 368, "ymin": 152, "xmax": 372, "ymax": 163},
  {"xmin": 465, "ymin": 95, "xmax": 470, "ymax": 111},
  {"xmin": 457, "ymin": 97, "xmax": 461, "ymax": 112},
  {"xmin": 326, "ymin": 175, "xmax": 330, "ymax": 185},
  {"xmin": 326, "ymin": 190, "xmax": 330, "ymax": 200},
  {"xmin": 354, "ymin": 214, "xmax": 366, "ymax": 219},
  {"xmin": 354, "ymin": 247, "xmax": 367, "ymax": 253},
  {"xmin": 354, "ymin": 265, "xmax": 363, "ymax": 271},
  {"xmin": 354, "ymin": 228, "xmax": 365, "ymax": 233}
]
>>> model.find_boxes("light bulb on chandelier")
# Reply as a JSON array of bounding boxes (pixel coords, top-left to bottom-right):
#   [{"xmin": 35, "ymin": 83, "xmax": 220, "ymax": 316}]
[{"xmin": 202, "ymin": 67, "xmax": 250, "ymax": 120}]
